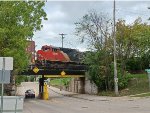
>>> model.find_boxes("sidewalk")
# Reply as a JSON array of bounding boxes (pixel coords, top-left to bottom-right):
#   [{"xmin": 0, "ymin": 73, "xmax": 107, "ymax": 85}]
[{"xmin": 49, "ymin": 86, "xmax": 139, "ymax": 101}]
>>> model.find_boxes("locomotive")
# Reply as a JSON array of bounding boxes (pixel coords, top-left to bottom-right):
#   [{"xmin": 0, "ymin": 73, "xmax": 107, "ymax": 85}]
[
  {"xmin": 37, "ymin": 45, "xmax": 70, "ymax": 62},
  {"xmin": 35, "ymin": 45, "xmax": 86, "ymax": 71}
]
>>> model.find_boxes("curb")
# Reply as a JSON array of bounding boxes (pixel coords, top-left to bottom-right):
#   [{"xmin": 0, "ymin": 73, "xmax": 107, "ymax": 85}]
[{"xmin": 129, "ymin": 92, "xmax": 150, "ymax": 97}]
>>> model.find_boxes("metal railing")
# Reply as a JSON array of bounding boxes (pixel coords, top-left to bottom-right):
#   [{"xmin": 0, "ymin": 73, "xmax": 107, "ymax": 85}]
[{"xmin": 0, "ymin": 96, "xmax": 24, "ymax": 113}]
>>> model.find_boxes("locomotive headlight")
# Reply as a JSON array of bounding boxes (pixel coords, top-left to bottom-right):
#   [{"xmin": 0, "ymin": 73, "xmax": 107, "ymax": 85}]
[{"xmin": 38, "ymin": 54, "xmax": 43, "ymax": 58}]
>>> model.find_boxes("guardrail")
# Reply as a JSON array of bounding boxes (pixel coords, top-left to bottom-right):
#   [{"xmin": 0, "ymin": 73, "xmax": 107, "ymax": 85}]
[{"xmin": 0, "ymin": 96, "xmax": 24, "ymax": 113}]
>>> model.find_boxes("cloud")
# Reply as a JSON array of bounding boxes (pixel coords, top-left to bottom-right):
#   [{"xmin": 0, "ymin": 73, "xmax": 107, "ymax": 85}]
[{"xmin": 34, "ymin": 1, "xmax": 150, "ymax": 51}]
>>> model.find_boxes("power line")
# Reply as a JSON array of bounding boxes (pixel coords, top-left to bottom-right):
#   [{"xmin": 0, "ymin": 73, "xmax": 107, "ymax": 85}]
[{"xmin": 59, "ymin": 33, "xmax": 67, "ymax": 48}]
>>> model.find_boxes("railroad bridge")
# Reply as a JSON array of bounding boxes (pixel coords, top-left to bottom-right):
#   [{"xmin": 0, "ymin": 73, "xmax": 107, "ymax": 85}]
[
  {"xmin": 21, "ymin": 66, "xmax": 86, "ymax": 100},
  {"xmin": 21, "ymin": 44, "xmax": 87, "ymax": 99}
]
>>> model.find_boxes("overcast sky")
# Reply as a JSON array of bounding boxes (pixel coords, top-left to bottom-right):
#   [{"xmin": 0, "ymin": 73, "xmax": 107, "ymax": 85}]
[{"xmin": 33, "ymin": 1, "xmax": 150, "ymax": 51}]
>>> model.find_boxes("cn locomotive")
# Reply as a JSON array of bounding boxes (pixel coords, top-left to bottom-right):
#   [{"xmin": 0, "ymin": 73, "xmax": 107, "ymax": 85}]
[
  {"xmin": 37, "ymin": 45, "xmax": 70, "ymax": 62},
  {"xmin": 35, "ymin": 45, "xmax": 86, "ymax": 71}
]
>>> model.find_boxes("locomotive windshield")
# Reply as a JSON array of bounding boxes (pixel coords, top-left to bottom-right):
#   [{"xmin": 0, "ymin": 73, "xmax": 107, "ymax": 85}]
[
  {"xmin": 41, "ymin": 45, "xmax": 60, "ymax": 52},
  {"xmin": 42, "ymin": 46, "xmax": 51, "ymax": 51}
]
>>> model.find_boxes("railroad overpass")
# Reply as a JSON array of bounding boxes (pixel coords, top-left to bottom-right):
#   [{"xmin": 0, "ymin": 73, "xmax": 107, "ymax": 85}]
[{"xmin": 20, "ymin": 66, "xmax": 86, "ymax": 100}]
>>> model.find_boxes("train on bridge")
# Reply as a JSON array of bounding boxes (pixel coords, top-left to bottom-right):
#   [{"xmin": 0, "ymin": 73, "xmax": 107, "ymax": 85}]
[
  {"xmin": 22, "ymin": 40, "xmax": 87, "ymax": 100},
  {"xmin": 22, "ymin": 41, "xmax": 86, "ymax": 76}
]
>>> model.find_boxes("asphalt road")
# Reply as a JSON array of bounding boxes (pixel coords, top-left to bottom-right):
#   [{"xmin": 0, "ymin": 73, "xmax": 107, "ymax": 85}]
[{"xmin": 22, "ymin": 82, "xmax": 150, "ymax": 113}]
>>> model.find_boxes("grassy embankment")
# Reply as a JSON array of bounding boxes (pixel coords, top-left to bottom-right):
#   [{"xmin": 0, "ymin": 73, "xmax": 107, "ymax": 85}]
[
  {"xmin": 126, "ymin": 73, "xmax": 150, "ymax": 97},
  {"xmin": 100, "ymin": 73, "xmax": 150, "ymax": 97}
]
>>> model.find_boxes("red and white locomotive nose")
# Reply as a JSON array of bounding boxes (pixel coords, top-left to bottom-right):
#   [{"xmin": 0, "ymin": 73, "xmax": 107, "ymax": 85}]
[{"xmin": 37, "ymin": 45, "xmax": 70, "ymax": 62}]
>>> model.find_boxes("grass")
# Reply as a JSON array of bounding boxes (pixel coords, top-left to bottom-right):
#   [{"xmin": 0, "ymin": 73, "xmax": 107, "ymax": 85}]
[
  {"xmin": 50, "ymin": 78, "xmax": 63, "ymax": 86},
  {"xmin": 130, "ymin": 92, "xmax": 150, "ymax": 97},
  {"xmin": 51, "ymin": 74, "xmax": 150, "ymax": 97},
  {"xmin": 98, "ymin": 73, "xmax": 150, "ymax": 97},
  {"xmin": 50, "ymin": 78, "xmax": 71, "ymax": 87},
  {"xmin": 118, "ymin": 73, "xmax": 150, "ymax": 96}
]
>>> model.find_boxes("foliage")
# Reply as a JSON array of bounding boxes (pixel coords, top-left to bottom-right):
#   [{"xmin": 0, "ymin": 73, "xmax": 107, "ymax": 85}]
[
  {"xmin": 85, "ymin": 51, "xmax": 132, "ymax": 91},
  {"xmin": 50, "ymin": 78, "xmax": 71, "ymax": 87},
  {"xmin": 84, "ymin": 51, "xmax": 109, "ymax": 91},
  {"xmin": 0, "ymin": 1, "xmax": 47, "ymax": 72},
  {"xmin": 116, "ymin": 18, "xmax": 150, "ymax": 73},
  {"xmin": 117, "ymin": 70, "xmax": 133, "ymax": 90},
  {"xmin": 15, "ymin": 75, "xmax": 27, "ymax": 85},
  {"xmin": 98, "ymin": 74, "xmax": 150, "ymax": 96},
  {"xmin": 75, "ymin": 10, "xmax": 113, "ymax": 51},
  {"xmin": 76, "ymin": 11, "xmax": 114, "ymax": 91},
  {"xmin": 61, "ymin": 78, "xmax": 71, "ymax": 87},
  {"xmin": 30, "ymin": 76, "xmax": 35, "ymax": 82},
  {"xmin": 50, "ymin": 79, "xmax": 62, "ymax": 86},
  {"xmin": 0, "ymin": 2, "xmax": 47, "ymax": 94},
  {"xmin": 75, "ymin": 10, "xmax": 150, "ymax": 92},
  {"xmin": 120, "ymin": 74, "xmax": 149, "ymax": 96}
]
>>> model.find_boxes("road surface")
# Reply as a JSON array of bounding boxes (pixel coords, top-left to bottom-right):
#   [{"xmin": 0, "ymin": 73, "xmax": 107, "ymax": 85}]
[{"xmin": 21, "ymin": 82, "xmax": 150, "ymax": 113}]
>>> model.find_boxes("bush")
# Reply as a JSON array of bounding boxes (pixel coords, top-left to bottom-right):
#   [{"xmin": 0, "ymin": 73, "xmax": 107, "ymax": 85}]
[
  {"xmin": 61, "ymin": 78, "xmax": 71, "ymax": 87},
  {"xmin": 15, "ymin": 75, "xmax": 26, "ymax": 85},
  {"xmin": 118, "ymin": 72, "xmax": 133, "ymax": 89},
  {"xmin": 110, "ymin": 64, "xmax": 133, "ymax": 90},
  {"xmin": 30, "ymin": 76, "xmax": 35, "ymax": 82},
  {"xmin": 84, "ymin": 51, "xmax": 133, "ymax": 92}
]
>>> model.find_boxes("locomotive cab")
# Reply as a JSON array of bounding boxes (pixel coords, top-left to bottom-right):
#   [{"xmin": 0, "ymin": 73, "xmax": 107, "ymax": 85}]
[
  {"xmin": 37, "ymin": 45, "xmax": 70, "ymax": 62},
  {"xmin": 41, "ymin": 45, "xmax": 60, "ymax": 52},
  {"xmin": 41, "ymin": 45, "xmax": 51, "ymax": 51}
]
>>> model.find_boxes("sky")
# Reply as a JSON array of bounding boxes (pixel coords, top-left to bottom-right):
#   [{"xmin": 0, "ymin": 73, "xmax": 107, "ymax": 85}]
[{"xmin": 33, "ymin": 1, "xmax": 150, "ymax": 51}]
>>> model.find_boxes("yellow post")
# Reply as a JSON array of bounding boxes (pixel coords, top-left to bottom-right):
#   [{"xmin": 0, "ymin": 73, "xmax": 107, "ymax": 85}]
[{"xmin": 43, "ymin": 82, "xmax": 49, "ymax": 100}]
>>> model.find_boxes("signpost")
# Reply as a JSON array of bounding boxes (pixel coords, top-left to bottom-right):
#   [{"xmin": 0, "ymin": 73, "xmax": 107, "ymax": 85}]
[
  {"xmin": 0, "ymin": 57, "xmax": 13, "ymax": 113},
  {"xmin": 145, "ymin": 69, "xmax": 150, "ymax": 90}
]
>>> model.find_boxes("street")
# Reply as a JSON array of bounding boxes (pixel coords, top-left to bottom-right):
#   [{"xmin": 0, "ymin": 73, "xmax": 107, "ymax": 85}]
[{"xmin": 21, "ymin": 82, "xmax": 150, "ymax": 113}]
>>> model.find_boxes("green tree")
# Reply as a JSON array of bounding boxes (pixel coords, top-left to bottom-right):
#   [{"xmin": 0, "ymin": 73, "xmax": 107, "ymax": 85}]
[
  {"xmin": 116, "ymin": 18, "xmax": 150, "ymax": 73},
  {"xmin": 75, "ymin": 11, "xmax": 114, "ymax": 91},
  {"xmin": 0, "ymin": 1, "xmax": 47, "ymax": 94},
  {"xmin": 75, "ymin": 11, "xmax": 150, "ymax": 92}
]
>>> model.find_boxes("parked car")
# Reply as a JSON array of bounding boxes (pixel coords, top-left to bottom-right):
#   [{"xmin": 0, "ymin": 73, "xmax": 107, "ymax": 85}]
[{"xmin": 25, "ymin": 89, "xmax": 35, "ymax": 99}]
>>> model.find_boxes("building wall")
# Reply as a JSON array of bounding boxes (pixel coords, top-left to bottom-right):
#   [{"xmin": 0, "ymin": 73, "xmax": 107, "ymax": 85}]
[
  {"xmin": 84, "ymin": 78, "xmax": 98, "ymax": 94},
  {"xmin": 26, "ymin": 40, "xmax": 35, "ymax": 64}
]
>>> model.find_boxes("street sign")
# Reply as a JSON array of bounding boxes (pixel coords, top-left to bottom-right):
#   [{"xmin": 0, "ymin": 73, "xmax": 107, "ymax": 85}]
[
  {"xmin": 61, "ymin": 71, "xmax": 66, "ymax": 76},
  {"xmin": 0, "ymin": 57, "xmax": 13, "ymax": 70},
  {"xmin": 0, "ymin": 70, "xmax": 10, "ymax": 84},
  {"xmin": 145, "ymin": 69, "xmax": 150, "ymax": 89},
  {"xmin": 0, "ymin": 57, "xmax": 13, "ymax": 84},
  {"xmin": 0, "ymin": 57, "xmax": 13, "ymax": 113},
  {"xmin": 33, "ymin": 67, "xmax": 39, "ymax": 73}
]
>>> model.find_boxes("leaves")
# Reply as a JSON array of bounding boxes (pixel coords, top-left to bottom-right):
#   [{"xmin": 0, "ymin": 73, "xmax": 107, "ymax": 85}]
[
  {"xmin": 75, "ymin": 11, "xmax": 113, "ymax": 51},
  {"xmin": 0, "ymin": 1, "xmax": 47, "ymax": 72},
  {"xmin": 75, "ymin": 11, "xmax": 150, "ymax": 91}
]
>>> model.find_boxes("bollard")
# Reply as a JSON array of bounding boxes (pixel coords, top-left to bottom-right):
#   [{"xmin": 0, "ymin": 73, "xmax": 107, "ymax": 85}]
[{"xmin": 43, "ymin": 82, "xmax": 49, "ymax": 100}]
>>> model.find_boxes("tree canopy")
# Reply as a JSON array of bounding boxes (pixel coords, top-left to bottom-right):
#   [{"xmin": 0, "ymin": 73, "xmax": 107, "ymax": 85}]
[
  {"xmin": 75, "ymin": 11, "xmax": 150, "ymax": 91},
  {"xmin": 0, "ymin": 1, "xmax": 47, "ymax": 72}
]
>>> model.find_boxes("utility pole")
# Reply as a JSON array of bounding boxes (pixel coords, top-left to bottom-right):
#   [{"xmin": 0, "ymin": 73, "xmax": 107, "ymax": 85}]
[
  {"xmin": 113, "ymin": 0, "xmax": 119, "ymax": 96},
  {"xmin": 148, "ymin": 7, "xmax": 150, "ymax": 20},
  {"xmin": 59, "ymin": 33, "xmax": 67, "ymax": 48}
]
